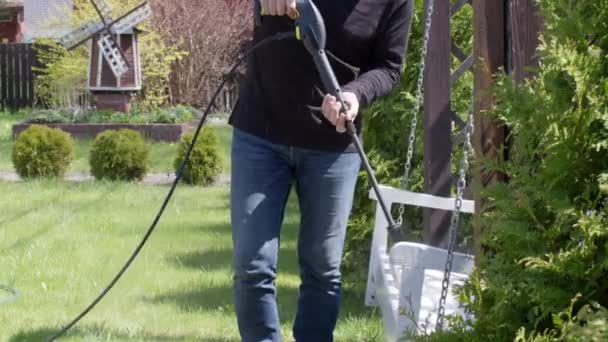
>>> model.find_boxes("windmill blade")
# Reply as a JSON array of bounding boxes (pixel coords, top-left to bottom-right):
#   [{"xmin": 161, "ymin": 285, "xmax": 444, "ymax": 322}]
[
  {"xmin": 91, "ymin": 0, "xmax": 113, "ymax": 20},
  {"xmin": 98, "ymin": 33, "xmax": 129, "ymax": 78},
  {"xmin": 60, "ymin": 20, "xmax": 105, "ymax": 50},
  {"xmin": 112, "ymin": 2, "xmax": 152, "ymax": 34}
]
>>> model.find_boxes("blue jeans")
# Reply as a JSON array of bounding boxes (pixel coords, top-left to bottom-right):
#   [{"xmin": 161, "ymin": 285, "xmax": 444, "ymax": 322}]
[{"xmin": 230, "ymin": 128, "xmax": 361, "ymax": 342}]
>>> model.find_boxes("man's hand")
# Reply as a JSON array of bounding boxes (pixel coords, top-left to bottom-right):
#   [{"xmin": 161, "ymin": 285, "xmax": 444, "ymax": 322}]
[
  {"xmin": 321, "ymin": 92, "xmax": 360, "ymax": 133},
  {"xmin": 260, "ymin": 0, "xmax": 298, "ymax": 19}
]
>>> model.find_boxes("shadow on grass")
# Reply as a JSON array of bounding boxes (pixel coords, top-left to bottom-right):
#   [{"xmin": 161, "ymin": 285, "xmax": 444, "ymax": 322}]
[
  {"xmin": 178, "ymin": 222, "xmax": 232, "ymax": 237},
  {"xmin": 145, "ymin": 279, "xmax": 375, "ymax": 327},
  {"xmin": 168, "ymin": 245, "xmax": 300, "ymax": 276},
  {"xmin": 179, "ymin": 219, "xmax": 299, "ymax": 240},
  {"xmin": 0, "ymin": 206, "xmax": 46, "ymax": 228},
  {"xmin": 168, "ymin": 219, "xmax": 301, "ymax": 277},
  {"xmin": 0, "ymin": 190, "xmax": 73, "ymax": 228},
  {"xmin": 10, "ymin": 325, "xmax": 239, "ymax": 342},
  {"xmin": 145, "ymin": 283, "xmax": 303, "ymax": 323},
  {"xmin": 0, "ymin": 187, "xmax": 117, "ymax": 253}
]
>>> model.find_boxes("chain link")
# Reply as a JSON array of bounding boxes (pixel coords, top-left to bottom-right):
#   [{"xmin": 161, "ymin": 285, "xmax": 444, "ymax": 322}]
[
  {"xmin": 397, "ymin": 0, "xmax": 436, "ymax": 226},
  {"xmin": 436, "ymin": 100, "xmax": 475, "ymax": 330}
]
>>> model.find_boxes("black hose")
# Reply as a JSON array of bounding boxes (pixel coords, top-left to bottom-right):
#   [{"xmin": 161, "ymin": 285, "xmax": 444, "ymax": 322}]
[{"xmin": 47, "ymin": 31, "xmax": 296, "ymax": 342}]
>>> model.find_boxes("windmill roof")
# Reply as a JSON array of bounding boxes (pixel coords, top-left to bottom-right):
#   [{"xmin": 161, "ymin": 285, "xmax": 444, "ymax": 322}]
[
  {"xmin": 0, "ymin": 1, "xmax": 23, "ymax": 9},
  {"xmin": 111, "ymin": 26, "xmax": 144, "ymax": 35},
  {"xmin": 0, "ymin": 1, "xmax": 22, "ymax": 18}
]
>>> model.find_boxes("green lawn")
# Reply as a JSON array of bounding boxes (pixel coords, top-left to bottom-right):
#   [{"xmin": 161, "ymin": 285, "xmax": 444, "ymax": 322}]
[
  {"xmin": 0, "ymin": 181, "xmax": 383, "ymax": 341},
  {"xmin": 0, "ymin": 112, "xmax": 233, "ymax": 174}
]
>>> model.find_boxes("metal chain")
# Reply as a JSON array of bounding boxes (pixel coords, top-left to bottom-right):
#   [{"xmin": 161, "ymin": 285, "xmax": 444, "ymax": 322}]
[
  {"xmin": 392, "ymin": 0, "xmax": 475, "ymax": 331},
  {"xmin": 436, "ymin": 100, "xmax": 475, "ymax": 330},
  {"xmin": 397, "ymin": 0, "xmax": 436, "ymax": 226}
]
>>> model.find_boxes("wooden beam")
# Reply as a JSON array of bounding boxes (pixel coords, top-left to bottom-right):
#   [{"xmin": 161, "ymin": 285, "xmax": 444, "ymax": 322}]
[
  {"xmin": 450, "ymin": 110, "xmax": 467, "ymax": 130},
  {"xmin": 423, "ymin": 0, "xmax": 452, "ymax": 248},
  {"xmin": 472, "ymin": 0, "xmax": 506, "ymax": 261},
  {"xmin": 451, "ymin": 54, "xmax": 474, "ymax": 85},
  {"xmin": 509, "ymin": 0, "xmax": 542, "ymax": 81},
  {"xmin": 451, "ymin": 0, "xmax": 471, "ymax": 16},
  {"xmin": 451, "ymin": 41, "xmax": 468, "ymax": 62}
]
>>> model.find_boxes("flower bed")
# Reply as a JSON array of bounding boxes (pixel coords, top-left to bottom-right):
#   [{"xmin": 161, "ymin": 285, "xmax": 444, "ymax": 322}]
[{"xmin": 11, "ymin": 106, "xmax": 196, "ymax": 142}]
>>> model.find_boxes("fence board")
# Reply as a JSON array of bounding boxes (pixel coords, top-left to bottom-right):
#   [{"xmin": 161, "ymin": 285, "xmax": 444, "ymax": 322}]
[
  {"xmin": 27, "ymin": 44, "xmax": 35, "ymax": 106},
  {"xmin": 15, "ymin": 44, "xmax": 21, "ymax": 107},
  {"xmin": 21, "ymin": 44, "xmax": 28, "ymax": 108},
  {"xmin": 7, "ymin": 44, "xmax": 15, "ymax": 109},
  {"xmin": 0, "ymin": 43, "xmax": 39, "ymax": 110},
  {"xmin": 0, "ymin": 44, "xmax": 6, "ymax": 109}
]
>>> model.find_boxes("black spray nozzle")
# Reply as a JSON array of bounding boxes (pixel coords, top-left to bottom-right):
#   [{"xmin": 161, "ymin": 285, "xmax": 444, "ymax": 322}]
[
  {"xmin": 255, "ymin": 0, "xmax": 326, "ymax": 53},
  {"xmin": 294, "ymin": 0, "xmax": 326, "ymax": 52}
]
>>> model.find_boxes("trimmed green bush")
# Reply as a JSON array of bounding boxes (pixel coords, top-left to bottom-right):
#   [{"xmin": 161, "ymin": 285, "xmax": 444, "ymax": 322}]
[
  {"xmin": 174, "ymin": 126, "xmax": 223, "ymax": 186},
  {"xmin": 90, "ymin": 129, "xmax": 150, "ymax": 182},
  {"xmin": 12, "ymin": 125, "xmax": 74, "ymax": 179}
]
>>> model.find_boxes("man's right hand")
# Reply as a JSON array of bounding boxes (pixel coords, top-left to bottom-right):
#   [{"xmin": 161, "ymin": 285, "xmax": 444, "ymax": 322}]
[{"xmin": 260, "ymin": 0, "xmax": 298, "ymax": 19}]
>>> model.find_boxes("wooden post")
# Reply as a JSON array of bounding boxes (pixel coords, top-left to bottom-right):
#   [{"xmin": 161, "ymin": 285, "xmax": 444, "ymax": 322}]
[
  {"xmin": 472, "ymin": 0, "xmax": 506, "ymax": 261},
  {"xmin": 423, "ymin": 0, "xmax": 452, "ymax": 248}
]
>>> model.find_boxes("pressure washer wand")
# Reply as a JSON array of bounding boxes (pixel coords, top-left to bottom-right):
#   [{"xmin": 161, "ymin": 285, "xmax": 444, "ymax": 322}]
[{"xmin": 293, "ymin": 0, "xmax": 404, "ymax": 242}]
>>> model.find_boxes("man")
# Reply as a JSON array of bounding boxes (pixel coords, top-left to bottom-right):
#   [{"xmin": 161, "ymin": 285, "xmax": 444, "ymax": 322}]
[{"xmin": 229, "ymin": 0, "xmax": 413, "ymax": 340}]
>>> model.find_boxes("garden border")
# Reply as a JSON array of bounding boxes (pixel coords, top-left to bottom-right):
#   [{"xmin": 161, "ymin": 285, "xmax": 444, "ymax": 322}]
[{"xmin": 12, "ymin": 122, "xmax": 188, "ymax": 142}]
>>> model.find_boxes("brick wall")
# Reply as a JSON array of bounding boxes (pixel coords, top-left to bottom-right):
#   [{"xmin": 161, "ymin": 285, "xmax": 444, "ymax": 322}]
[{"xmin": 24, "ymin": 0, "xmax": 73, "ymax": 42}]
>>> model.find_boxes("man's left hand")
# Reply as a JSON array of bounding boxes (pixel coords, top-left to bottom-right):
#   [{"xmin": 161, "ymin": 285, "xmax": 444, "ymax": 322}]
[{"xmin": 321, "ymin": 92, "xmax": 360, "ymax": 133}]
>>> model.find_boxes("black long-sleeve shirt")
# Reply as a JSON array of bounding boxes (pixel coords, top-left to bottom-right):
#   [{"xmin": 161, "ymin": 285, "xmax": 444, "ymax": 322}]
[{"xmin": 229, "ymin": 0, "xmax": 414, "ymax": 151}]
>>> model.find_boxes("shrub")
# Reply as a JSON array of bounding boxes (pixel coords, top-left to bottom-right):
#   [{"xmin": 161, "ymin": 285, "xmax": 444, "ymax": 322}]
[
  {"xmin": 174, "ymin": 126, "xmax": 223, "ymax": 186},
  {"xmin": 12, "ymin": 125, "xmax": 74, "ymax": 179},
  {"xmin": 26, "ymin": 109, "xmax": 70, "ymax": 124},
  {"xmin": 150, "ymin": 105, "xmax": 195, "ymax": 124},
  {"xmin": 90, "ymin": 129, "xmax": 150, "ymax": 181}
]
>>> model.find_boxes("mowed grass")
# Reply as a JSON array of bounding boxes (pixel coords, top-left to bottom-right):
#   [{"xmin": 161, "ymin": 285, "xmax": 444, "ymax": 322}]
[
  {"xmin": 0, "ymin": 112, "xmax": 233, "ymax": 174},
  {"xmin": 0, "ymin": 113, "xmax": 384, "ymax": 341},
  {"xmin": 0, "ymin": 181, "xmax": 383, "ymax": 342}
]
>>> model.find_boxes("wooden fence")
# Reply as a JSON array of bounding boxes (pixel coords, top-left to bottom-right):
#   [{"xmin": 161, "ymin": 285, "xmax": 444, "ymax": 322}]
[{"xmin": 0, "ymin": 43, "xmax": 39, "ymax": 110}]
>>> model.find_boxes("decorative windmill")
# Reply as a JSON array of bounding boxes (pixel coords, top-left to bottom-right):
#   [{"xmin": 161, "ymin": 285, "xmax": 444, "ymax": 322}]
[{"xmin": 59, "ymin": 0, "xmax": 152, "ymax": 112}]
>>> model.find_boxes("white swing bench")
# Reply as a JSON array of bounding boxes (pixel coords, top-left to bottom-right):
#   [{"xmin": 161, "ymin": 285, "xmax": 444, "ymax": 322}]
[{"xmin": 365, "ymin": 185, "xmax": 475, "ymax": 341}]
